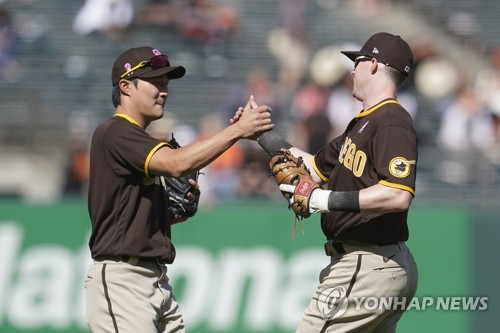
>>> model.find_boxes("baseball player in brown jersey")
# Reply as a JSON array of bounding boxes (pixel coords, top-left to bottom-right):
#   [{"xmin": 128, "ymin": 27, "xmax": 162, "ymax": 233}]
[
  {"xmin": 254, "ymin": 32, "xmax": 419, "ymax": 332},
  {"xmin": 85, "ymin": 46, "xmax": 274, "ymax": 333}
]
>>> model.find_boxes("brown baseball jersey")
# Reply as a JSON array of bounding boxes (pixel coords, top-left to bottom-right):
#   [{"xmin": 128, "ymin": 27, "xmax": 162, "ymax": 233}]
[
  {"xmin": 88, "ymin": 114, "xmax": 176, "ymax": 263},
  {"xmin": 312, "ymin": 99, "xmax": 418, "ymax": 244}
]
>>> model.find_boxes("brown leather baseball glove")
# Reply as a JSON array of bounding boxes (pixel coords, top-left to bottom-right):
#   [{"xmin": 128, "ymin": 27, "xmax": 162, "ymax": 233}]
[
  {"xmin": 269, "ymin": 148, "xmax": 319, "ymax": 220},
  {"xmin": 161, "ymin": 134, "xmax": 200, "ymax": 223}
]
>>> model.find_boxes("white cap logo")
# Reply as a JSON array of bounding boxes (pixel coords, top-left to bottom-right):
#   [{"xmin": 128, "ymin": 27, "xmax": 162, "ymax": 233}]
[{"xmin": 372, "ymin": 47, "xmax": 379, "ymax": 54}]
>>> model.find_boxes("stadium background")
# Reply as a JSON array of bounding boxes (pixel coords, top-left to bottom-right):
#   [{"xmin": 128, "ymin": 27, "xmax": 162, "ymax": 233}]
[{"xmin": 0, "ymin": 0, "xmax": 499, "ymax": 332}]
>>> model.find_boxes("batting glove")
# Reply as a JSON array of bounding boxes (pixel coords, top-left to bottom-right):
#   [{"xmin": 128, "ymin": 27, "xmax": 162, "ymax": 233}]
[{"xmin": 279, "ymin": 184, "xmax": 331, "ymax": 214}]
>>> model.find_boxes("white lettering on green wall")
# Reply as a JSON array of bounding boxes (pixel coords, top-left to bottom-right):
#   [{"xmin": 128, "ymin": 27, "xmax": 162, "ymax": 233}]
[{"xmin": 0, "ymin": 223, "xmax": 324, "ymax": 332}]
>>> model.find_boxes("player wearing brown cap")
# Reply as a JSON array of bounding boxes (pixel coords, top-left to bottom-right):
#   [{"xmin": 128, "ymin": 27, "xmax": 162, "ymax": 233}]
[
  {"xmin": 85, "ymin": 46, "xmax": 274, "ymax": 333},
  {"xmin": 254, "ymin": 32, "xmax": 419, "ymax": 332}
]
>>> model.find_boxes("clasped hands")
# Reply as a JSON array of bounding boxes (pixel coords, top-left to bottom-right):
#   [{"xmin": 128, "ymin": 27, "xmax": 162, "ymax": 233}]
[{"xmin": 229, "ymin": 95, "xmax": 273, "ymax": 139}]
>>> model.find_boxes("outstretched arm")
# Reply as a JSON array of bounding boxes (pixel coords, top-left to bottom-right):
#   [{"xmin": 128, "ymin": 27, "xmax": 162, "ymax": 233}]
[
  {"xmin": 149, "ymin": 96, "xmax": 274, "ymax": 178},
  {"xmin": 256, "ymin": 129, "xmax": 412, "ymax": 214},
  {"xmin": 280, "ymin": 182, "xmax": 413, "ymax": 214}
]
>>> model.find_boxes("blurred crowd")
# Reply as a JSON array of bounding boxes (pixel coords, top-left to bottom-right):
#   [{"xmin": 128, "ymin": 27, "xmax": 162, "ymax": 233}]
[{"xmin": 2, "ymin": 0, "xmax": 500, "ymax": 202}]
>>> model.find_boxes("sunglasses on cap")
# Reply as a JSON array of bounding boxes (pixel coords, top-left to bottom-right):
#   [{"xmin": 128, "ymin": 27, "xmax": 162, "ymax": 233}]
[{"xmin": 120, "ymin": 54, "xmax": 170, "ymax": 79}]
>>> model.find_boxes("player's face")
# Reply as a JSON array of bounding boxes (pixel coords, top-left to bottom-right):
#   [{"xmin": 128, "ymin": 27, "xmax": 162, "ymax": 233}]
[
  {"xmin": 134, "ymin": 76, "xmax": 169, "ymax": 121},
  {"xmin": 134, "ymin": 76, "xmax": 168, "ymax": 122},
  {"xmin": 351, "ymin": 57, "xmax": 371, "ymax": 102}
]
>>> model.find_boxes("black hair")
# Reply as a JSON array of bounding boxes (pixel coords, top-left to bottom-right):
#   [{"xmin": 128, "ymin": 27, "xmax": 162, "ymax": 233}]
[{"xmin": 111, "ymin": 85, "xmax": 120, "ymax": 108}]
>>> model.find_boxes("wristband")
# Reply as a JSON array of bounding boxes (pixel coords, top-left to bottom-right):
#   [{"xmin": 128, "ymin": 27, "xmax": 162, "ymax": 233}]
[
  {"xmin": 327, "ymin": 191, "xmax": 360, "ymax": 212},
  {"xmin": 257, "ymin": 131, "xmax": 292, "ymax": 156}
]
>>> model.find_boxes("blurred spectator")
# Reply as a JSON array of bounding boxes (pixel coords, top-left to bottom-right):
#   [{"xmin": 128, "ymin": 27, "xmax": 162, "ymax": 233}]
[
  {"xmin": 304, "ymin": 44, "xmax": 359, "ymax": 141},
  {"xmin": 475, "ymin": 46, "xmax": 500, "ymax": 120},
  {"xmin": 147, "ymin": 114, "xmax": 180, "ymax": 141},
  {"xmin": 195, "ymin": 112, "xmax": 244, "ymax": 203},
  {"xmin": 279, "ymin": 0, "xmax": 311, "ymax": 43},
  {"xmin": 138, "ymin": 0, "xmax": 240, "ymax": 54},
  {"xmin": 176, "ymin": 0, "xmax": 239, "ymax": 44},
  {"xmin": 62, "ymin": 111, "xmax": 95, "ymax": 196},
  {"xmin": 267, "ymin": 0, "xmax": 313, "ymax": 94},
  {"xmin": 397, "ymin": 37, "xmax": 435, "ymax": 126},
  {"xmin": 351, "ymin": 0, "xmax": 392, "ymax": 17},
  {"xmin": 237, "ymin": 145, "xmax": 278, "ymax": 199},
  {"xmin": 137, "ymin": 0, "xmax": 240, "ymax": 78},
  {"xmin": 474, "ymin": 47, "xmax": 500, "ymax": 169},
  {"xmin": 289, "ymin": 81, "xmax": 331, "ymax": 153},
  {"xmin": 63, "ymin": 137, "xmax": 90, "ymax": 195},
  {"xmin": 0, "ymin": 5, "xmax": 23, "ymax": 82},
  {"xmin": 436, "ymin": 86, "xmax": 495, "ymax": 151},
  {"xmin": 73, "ymin": 0, "xmax": 134, "ymax": 40},
  {"xmin": 219, "ymin": 68, "xmax": 282, "ymax": 123},
  {"xmin": 326, "ymin": 73, "xmax": 363, "ymax": 138},
  {"xmin": 492, "ymin": 113, "xmax": 500, "ymax": 143},
  {"xmin": 413, "ymin": 52, "xmax": 460, "ymax": 145},
  {"xmin": 136, "ymin": 0, "xmax": 177, "ymax": 29},
  {"xmin": 435, "ymin": 86, "xmax": 497, "ymax": 186},
  {"xmin": 0, "ymin": 6, "xmax": 13, "ymax": 55}
]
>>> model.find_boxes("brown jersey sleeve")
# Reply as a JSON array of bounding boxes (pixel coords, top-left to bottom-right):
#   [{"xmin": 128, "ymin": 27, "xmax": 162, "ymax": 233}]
[
  {"xmin": 103, "ymin": 120, "xmax": 168, "ymax": 178},
  {"xmin": 372, "ymin": 124, "xmax": 417, "ymax": 195}
]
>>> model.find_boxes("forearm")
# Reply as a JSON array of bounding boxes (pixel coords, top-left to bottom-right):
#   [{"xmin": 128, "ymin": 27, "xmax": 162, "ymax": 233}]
[
  {"xmin": 358, "ymin": 184, "xmax": 413, "ymax": 212},
  {"xmin": 258, "ymin": 132, "xmax": 324, "ymax": 184},
  {"xmin": 150, "ymin": 125, "xmax": 241, "ymax": 177},
  {"xmin": 315, "ymin": 184, "xmax": 412, "ymax": 213},
  {"xmin": 257, "ymin": 131, "xmax": 292, "ymax": 155}
]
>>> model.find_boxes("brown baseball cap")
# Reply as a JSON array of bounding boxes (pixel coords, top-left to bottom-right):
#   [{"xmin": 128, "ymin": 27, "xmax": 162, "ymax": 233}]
[
  {"xmin": 111, "ymin": 46, "xmax": 186, "ymax": 86},
  {"xmin": 341, "ymin": 32, "xmax": 413, "ymax": 75}
]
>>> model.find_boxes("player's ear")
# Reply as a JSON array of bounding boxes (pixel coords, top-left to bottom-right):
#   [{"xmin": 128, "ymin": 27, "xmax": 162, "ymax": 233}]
[
  {"xmin": 119, "ymin": 79, "xmax": 132, "ymax": 96},
  {"xmin": 370, "ymin": 58, "xmax": 379, "ymax": 75}
]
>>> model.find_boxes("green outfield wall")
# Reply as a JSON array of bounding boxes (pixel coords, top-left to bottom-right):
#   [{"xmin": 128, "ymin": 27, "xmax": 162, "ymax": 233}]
[{"xmin": 0, "ymin": 199, "xmax": 494, "ymax": 333}]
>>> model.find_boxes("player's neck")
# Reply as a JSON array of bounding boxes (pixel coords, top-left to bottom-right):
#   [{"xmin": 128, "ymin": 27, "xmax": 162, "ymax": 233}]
[
  {"xmin": 362, "ymin": 89, "xmax": 397, "ymax": 111},
  {"xmin": 115, "ymin": 105, "xmax": 147, "ymax": 128}
]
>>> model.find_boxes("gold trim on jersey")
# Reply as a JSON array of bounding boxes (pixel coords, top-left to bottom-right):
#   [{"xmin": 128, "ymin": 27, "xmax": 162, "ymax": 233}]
[
  {"xmin": 354, "ymin": 99, "xmax": 400, "ymax": 119},
  {"xmin": 312, "ymin": 155, "xmax": 328, "ymax": 182},
  {"xmin": 145, "ymin": 142, "xmax": 168, "ymax": 178},
  {"xmin": 114, "ymin": 113, "xmax": 141, "ymax": 127},
  {"xmin": 379, "ymin": 180, "xmax": 415, "ymax": 196},
  {"xmin": 113, "ymin": 113, "xmax": 170, "ymax": 178}
]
